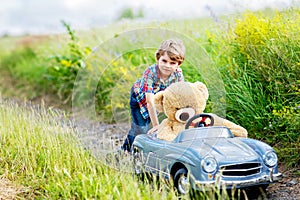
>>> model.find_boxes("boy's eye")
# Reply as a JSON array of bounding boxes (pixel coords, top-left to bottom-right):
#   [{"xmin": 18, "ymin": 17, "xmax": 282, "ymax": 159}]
[{"xmin": 161, "ymin": 59, "xmax": 176, "ymax": 65}]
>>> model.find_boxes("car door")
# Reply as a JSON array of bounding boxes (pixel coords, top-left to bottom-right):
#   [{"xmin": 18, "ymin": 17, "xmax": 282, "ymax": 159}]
[
  {"xmin": 146, "ymin": 141, "xmax": 177, "ymax": 174},
  {"xmin": 144, "ymin": 140, "xmax": 169, "ymax": 173}
]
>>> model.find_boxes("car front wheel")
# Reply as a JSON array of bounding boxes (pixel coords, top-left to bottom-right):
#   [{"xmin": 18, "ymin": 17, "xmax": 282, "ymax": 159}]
[{"xmin": 174, "ymin": 168, "xmax": 190, "ymax": 195}]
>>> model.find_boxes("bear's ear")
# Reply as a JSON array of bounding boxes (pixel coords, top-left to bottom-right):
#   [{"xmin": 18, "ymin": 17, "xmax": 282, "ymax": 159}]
[
  {"xmin": 154, "ymin": 91, "xmax": 164, "ymax": 112},
  {"xmin": 194, "ymin": 81, "xmax": 209, "ymax": 100}
]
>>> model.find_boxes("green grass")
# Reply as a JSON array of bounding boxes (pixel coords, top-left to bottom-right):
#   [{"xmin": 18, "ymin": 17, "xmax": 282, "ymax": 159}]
[
  {"xmin": 0, "ymin": 98, "xmax": 242, "ymax": 199},
  {"xmin": 215, "ymin": 9, "xmax": 300, "ymax": 166},
  {"xmin": 0, "ymin": 98, "xmax": 182, "ymax": 199}
]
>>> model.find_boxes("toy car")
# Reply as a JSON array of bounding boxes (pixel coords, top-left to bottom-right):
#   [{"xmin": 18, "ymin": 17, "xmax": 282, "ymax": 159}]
[{"xmin": 132, "ymin": 114, "xmax": 282, "ymax": 195}]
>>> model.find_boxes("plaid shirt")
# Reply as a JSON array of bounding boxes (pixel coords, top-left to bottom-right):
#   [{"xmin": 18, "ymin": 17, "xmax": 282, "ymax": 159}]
[{"xmin": 133, "ymin": 64, "xmax": 184, "ymax": 119}]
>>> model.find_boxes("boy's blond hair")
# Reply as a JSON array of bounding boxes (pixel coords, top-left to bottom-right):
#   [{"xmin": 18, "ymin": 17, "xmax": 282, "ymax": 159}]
[{"xmin": 155, "ymin": 39, "xmax": 186, "ymax": 65}]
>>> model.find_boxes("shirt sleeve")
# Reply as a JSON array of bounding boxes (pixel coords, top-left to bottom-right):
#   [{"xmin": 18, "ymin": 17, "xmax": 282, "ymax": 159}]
[{"xmin": 141, "ymin": 67, "xmax": 155, "ymax": 93}]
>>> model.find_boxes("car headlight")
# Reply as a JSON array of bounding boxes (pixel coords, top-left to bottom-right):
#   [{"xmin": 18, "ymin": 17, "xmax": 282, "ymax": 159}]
[
  {"xmin": 263, "ymin": 151, "xmax": 278, "ymax": 167},
  {"xmin": 201, "ymin": 157, "xmax": 217, "ymax": 173}
]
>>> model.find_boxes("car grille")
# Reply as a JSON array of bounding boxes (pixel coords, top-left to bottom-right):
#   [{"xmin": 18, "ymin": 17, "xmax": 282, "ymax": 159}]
[{"xmin": 220, "ymin": 162, "xmax": 262, "ymax": 177}]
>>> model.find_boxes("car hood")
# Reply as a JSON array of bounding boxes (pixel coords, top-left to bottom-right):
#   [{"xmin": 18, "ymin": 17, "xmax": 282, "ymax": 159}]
[{"xmin": 181, "ymin": 138, "xmax": 259, "ymax": 162}]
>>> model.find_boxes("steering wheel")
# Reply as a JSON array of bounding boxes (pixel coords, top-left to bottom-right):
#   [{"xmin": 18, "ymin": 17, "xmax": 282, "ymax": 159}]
[{"xmin": 185, "ymin": 114, "xmax": 214, "ymax": 129}]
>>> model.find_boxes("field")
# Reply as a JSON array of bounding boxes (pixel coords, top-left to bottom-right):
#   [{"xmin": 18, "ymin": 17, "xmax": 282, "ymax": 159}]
[{"xmin": 0, "ymin": 7, "xmax": 299, "ymax": 199}]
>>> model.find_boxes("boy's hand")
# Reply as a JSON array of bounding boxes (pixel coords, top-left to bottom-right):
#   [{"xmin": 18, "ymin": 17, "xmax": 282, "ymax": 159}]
[{"xmin": 147, "ymin": 125, "xmax": 159, "ymax": 134}]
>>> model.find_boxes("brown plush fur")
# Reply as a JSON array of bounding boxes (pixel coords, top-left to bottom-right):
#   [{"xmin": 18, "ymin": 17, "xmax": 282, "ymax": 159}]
[{"xmin": 154, "ymin": 81, "xmax": 248, "ymax": 141}]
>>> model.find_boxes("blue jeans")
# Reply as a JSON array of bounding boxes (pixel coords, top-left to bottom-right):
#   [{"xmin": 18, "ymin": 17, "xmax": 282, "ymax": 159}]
[{"xmin": 121, "ymin": 89, "xmax": 150, "ymax": 152}]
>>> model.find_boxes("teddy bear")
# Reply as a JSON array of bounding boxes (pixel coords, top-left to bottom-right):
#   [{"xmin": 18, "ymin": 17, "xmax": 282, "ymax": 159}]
[{"xmin": 154, "ymin": 81, "xmax": 248, "ymax": 141}]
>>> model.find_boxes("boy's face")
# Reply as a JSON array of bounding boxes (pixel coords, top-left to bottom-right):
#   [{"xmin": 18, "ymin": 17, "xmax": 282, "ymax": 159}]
[{"xmin": 157, "ymin": 52, "xmax": 180, "ymax": 80}]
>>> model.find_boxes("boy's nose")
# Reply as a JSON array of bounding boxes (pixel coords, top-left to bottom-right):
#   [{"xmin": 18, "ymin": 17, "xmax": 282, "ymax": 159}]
[{"xmin": 165, "ymin": 62, "xmax": 171, "ymax": 68}]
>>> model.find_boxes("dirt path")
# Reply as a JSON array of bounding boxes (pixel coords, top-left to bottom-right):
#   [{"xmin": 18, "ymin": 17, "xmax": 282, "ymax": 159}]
[{"xmin": 0, "ymin": 178, "xmax": 27, "ymax": 200}]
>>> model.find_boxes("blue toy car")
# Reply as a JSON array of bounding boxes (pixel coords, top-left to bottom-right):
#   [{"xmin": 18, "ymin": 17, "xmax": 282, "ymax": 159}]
[{"xmin": 132, "ymin": 114, "xmax": 282, "ymax": 195}]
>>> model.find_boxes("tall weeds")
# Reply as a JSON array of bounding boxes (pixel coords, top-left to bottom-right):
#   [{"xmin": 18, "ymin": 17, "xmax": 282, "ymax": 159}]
[
  {"xmin": 207, "ymin": 9, "xmax": 300, "ymax": 166},
  {"xmin": 0, "ymin": 99, "xmax": 179, "ymax": 199}
]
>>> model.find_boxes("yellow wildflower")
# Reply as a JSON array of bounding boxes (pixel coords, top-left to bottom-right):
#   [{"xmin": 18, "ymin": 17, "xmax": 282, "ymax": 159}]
[{"xmin": 60, "ymin": 59, "xmax": 72, "ymax": 67}]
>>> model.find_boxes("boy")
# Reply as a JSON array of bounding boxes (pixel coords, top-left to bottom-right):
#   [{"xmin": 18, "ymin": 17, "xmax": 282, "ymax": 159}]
[{"xmin": 121, "ymin": 39, "xmax": 186, "ymax": 152}]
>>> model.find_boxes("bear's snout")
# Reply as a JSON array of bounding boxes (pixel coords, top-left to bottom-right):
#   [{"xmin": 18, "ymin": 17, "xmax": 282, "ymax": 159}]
[{"xmin": 179, "ymin": 112, "xmax": 190, "ymax": 121}]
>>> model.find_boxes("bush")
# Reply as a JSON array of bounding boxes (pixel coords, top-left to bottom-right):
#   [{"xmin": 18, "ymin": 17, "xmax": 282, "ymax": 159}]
[
  {"xmin": 207, "ymin": 10, "xmax": 300, "ymax": 166},
  {"xmin": 45, "ymin": 21, "xmax": 91, "ymax": 104},
  {"xmin": 94, "ymin": 50, "xmax": 153, "ymax": 122}
]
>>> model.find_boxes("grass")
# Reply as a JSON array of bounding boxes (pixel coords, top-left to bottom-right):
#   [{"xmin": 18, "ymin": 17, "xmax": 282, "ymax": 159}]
[
  {"xmin": 0, "ymin": 98, "xmax": 182, "ymax": 199},
  {"xmin": 0, "ymin": 98, "xmax": 242, "ymax": 199}
]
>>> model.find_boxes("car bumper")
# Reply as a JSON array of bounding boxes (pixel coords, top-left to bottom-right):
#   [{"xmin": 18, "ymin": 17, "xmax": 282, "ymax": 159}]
[{"xmin": 194, "ymin": 171, "xmax": 282, "ymax": 190}]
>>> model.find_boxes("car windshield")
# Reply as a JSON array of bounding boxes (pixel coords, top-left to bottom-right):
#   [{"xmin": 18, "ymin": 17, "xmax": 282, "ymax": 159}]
[{"xmin": 175, "ymin": 126, "xmax": 233, "ymax": 143}]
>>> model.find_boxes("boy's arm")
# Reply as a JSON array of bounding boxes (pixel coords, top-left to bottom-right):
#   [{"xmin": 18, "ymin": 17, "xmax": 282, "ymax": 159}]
[{"xmin": 145, "ymin": 92, "xmax": 159, "ymax": 134}]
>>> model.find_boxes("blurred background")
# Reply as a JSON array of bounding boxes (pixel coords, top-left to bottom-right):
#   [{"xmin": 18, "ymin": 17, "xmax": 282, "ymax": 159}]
[{"xmin": 0, "ymin": 0, "xmax": 295, "ymax": 36}]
